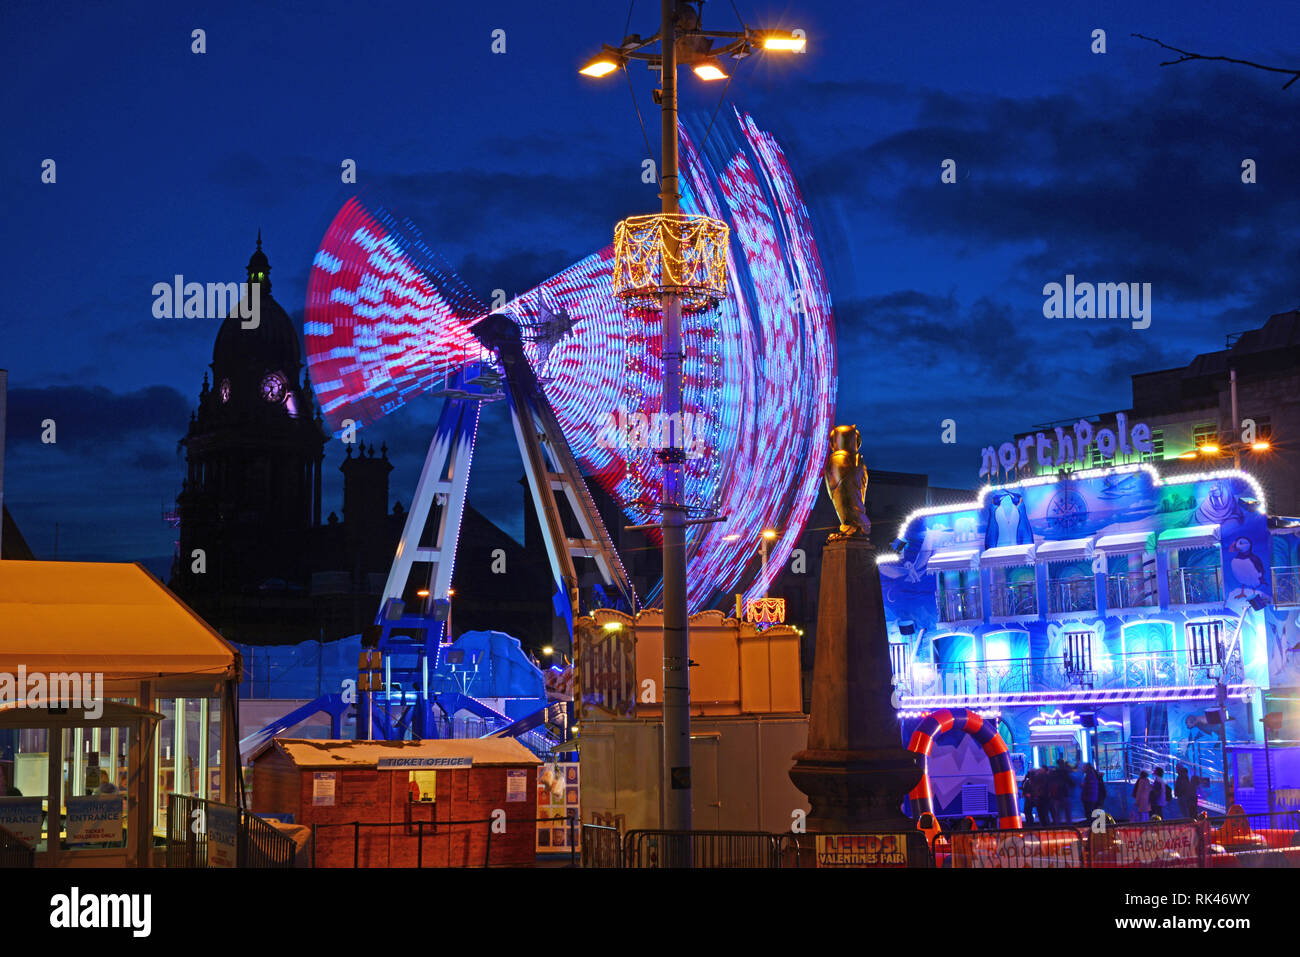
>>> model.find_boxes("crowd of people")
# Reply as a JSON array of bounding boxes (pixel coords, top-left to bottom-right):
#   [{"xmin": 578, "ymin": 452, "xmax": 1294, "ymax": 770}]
[{"xmin": 1020, "ymin": 758, "xmax": 1203, "ymax": 824}]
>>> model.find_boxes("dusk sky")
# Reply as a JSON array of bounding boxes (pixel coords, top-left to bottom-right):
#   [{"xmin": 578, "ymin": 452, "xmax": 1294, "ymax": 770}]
[{"xmin": 3, "ymin": 0, "xmax": 1298, "ymax": 572}]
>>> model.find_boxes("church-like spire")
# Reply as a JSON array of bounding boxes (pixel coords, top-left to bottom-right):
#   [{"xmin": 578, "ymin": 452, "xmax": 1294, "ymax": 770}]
[{"xmin": 246, "ymin": 229, "xmax": 271, "ymax": 292}]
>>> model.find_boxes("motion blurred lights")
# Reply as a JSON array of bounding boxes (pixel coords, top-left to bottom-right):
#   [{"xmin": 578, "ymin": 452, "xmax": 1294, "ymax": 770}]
[{"xmin": 304, "ymin": 111, "xmax": 835, "ymax": 614}]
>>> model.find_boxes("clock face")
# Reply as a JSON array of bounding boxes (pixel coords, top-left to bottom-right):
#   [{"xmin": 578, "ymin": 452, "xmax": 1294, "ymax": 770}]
[
  {"xmin": 219, "ymin": 379, "xmax": 231, "ymax": 403},
  {"xmin": 260, "ymin": 372, "xmax": 287, "ymax": 403}
]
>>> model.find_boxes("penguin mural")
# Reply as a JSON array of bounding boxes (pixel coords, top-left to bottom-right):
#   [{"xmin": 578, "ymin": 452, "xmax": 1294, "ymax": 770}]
[
  {"xmin": 984, "ymin": 491, "xmax": 1033, "ymax": 549},
  {"xmin": 1228, "ymin": 536, "xmax": 1268, "ymax": 599}
]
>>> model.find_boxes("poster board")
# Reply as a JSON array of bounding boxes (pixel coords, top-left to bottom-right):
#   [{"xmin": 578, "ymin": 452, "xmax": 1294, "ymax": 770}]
[
  {"xmin": 815, "ymin": 833, "xmax": 909, "ymax": 868},
  {"xmin": 536, "ymin": 762, "xmax": 579, "ymax": 854},
  {"xmin": 312, "ymin": 772, "xmax": 336, "ymax": 806}
]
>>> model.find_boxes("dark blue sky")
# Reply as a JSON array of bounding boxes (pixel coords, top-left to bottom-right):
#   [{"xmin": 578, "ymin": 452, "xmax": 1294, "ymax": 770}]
[{"xmin": 3, "ymin": 0, "xmax": 1298, "ymax": 570}]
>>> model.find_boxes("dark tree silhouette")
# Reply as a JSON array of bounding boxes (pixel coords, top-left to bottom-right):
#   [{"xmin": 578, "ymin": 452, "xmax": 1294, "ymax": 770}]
[{"xmin": 1133, "ymin": 34, "xmax": 1300, "ymax": 90}]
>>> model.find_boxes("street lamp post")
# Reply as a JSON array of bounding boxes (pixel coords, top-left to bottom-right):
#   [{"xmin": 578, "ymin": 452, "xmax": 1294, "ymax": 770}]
[
  {"xmin": 656, "ymin": 0, "xmax": 693, "ymax": 836},
  {"xmin": 760, "ymin": 528, "xmax": 778, "ymax": 599},
  {"xmin": 581, "ymin": 1, "xmax": 806, "ymax": 836}
]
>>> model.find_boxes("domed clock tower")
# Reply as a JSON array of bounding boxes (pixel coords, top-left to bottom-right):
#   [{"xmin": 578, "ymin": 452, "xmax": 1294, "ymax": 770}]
[{"xmin": 172, "ymin": 234, "xmax": 329, "ymax": 639}]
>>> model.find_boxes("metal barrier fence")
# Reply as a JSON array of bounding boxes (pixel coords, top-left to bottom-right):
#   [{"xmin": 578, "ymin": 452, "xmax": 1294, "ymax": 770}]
[
  {"xmin": 581, "ymin": 823, "xmax": 622, "ymax": 868},
  {"xmin": 244, "ymin": 810, "xmax": 298, "ymax": 867},
  {"xmin": 0, "ymin": 823, "xmax": 35, "ymax": 868},
  {"xmin": 622, "ymin": 829, "xmax": 794, "ymax": 868},
  {"xmin": 932, "ymin": 811, "xmax": 1300, "ymax": 868},
  {"xmin": 310, "ymin": 816, "xmax": 579, "ymax": 868},
  {"xmin": 166, "ymin": 793, "xmax": 297, "ymax": 868}
]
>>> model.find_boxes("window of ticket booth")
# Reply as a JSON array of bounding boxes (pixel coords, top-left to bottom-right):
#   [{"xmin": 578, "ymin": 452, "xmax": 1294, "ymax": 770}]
[
  {"xmin": 152, "ymin": 697, "xmax": 225, "ymax": 834},
  {"xmin": 0, "ymin": 728, "xmax": 53, "ymax": 852},
  {"xmin": 60, "ymin": 724, "xmax": 131, "ymax": 852},
  {"xmin": 0, "ymin": 704, "xmax": 158, "ymax": 866}
]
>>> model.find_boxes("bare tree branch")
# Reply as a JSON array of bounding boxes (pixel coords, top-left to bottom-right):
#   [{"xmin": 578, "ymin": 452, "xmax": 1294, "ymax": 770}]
[{"xmin": 1132, "ymin": 33, "xmax": 1300, "ymax": 90}]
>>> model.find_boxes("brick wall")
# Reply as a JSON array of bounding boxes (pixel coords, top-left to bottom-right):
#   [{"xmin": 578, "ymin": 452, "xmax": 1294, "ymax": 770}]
[{"xmin": 250, "ymin": 760, "xmax": 538, "ymax": 867}]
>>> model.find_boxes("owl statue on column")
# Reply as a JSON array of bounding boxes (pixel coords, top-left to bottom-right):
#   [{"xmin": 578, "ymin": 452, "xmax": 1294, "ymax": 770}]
[{"xmin": 825, "ymin": 425, "xmax": 871, "ymax": 540}]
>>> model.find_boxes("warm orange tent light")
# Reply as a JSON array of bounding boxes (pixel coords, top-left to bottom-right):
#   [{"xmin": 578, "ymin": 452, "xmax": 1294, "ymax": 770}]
[
  {"xmin": 416, "ymin": 589, "xmax": 430, "ymax": 598},
  {"xmin": 693, "ymin": 58, "xmax": 728, "ymax": 81},
  {"xmin": 1178, "ymin": 452, "xmax": 1198, "ymax": 460},
  {"xmin": 762, "ymin": 528, "xmax": 778, "ymax": 541},
  {"xmin": 1252, "ymin": 440, "xmax": 1271, "ymax": 451},
  {"xmin": 1198, "ymin": 444, "xmax": 1220, "ymax": 455},
  {"xmin": 579, "ymin": 54, "xmax": 621, "ymax": 77},
  {"xmin": 762, "ymin": 33, "xmax": 806, "ymax": 52}
]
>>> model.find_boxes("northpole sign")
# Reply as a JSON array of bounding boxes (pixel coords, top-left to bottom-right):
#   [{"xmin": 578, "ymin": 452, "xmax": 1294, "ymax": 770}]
[{"xmin": 980, "ymin": 414, "xmax": 1153, "ymax": 479}]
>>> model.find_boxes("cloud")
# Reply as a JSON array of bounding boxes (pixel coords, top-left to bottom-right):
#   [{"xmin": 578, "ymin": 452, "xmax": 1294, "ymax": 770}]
[{"xmin": 5, "ymin": 385, "xmax": 191, "ymax": 447}]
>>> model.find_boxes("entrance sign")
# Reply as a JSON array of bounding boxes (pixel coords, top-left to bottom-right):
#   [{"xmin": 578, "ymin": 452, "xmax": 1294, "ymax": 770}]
[
  {"xmin": 66, "ymin": 795, "xmax": 124, "ymax": 845},
  {"xmin": 0, "ymin": 797, "xmax": 43, "ymax": 847},
  {"xmin": 206, "ymin": 803, "xmax": 239, "ymax": 868}
]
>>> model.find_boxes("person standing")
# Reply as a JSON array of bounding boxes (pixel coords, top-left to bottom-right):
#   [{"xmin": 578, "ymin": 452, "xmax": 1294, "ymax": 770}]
[
  {"xmin": 1031, "ymin": 768, "xmax": 1052, "ymax": 826},
  {"xmin": 1081, "ymin": 762, "xmax": 1101, "ymax": 819},
  {"xmin": 1132, "ymin": 770, "xmax": 1152, "ymax": 821},
  {"xmin": 1174, "ymin": 766, "xmax": 1199, "ymax": 819},
  {"xmin": 1051, "ymin": 758, "xmax": 1074, "ymax": 823},
  {"xmin": 1021, "ymin": 769, "xmax": 1040, "ymax": 825},
  {"xmin": 1150, "ymin": 767, "xmax": 1168, "ymax": 820}
]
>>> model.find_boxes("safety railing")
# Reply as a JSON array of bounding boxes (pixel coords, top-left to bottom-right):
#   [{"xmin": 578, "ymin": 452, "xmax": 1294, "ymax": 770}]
[
  {"xmin": 243, "ymin": 810, "xmax": 298, "ymax": 867},
  {"xmin": 166, "ymin": 793, "xmax": 297, "ymax": 868},
  {"xmin": 1048, "ymin": 578, "xmax": 1096, "ymax": 614},
  {"xmin": 991, "ymin": 582, "xmax": 1037, "ymax": 618},
  {"xmin": 0, "ymin": 823, "xmax": 35, "ymax": 869},
  {"xmin": 1106, "ymin": 572, "xmax": 1158, "ymax": 609},
  {"xmin": 1274, "ymin": 566, "xmax": 1300, "ymax": 607},
  {"xmin": 896, "ymin": 647, "xmax": 1244, "ymax": 699},
  {"xmin": 1170, "ymin": 566, "xmax": 1224, "ymax": 605},
  {"xmin": 939, "ymin": 585, "xmax": 981, "ymax": 623}
]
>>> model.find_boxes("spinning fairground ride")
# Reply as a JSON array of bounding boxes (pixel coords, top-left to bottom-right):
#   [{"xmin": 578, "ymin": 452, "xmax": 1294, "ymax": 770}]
[{"xmin": 304, "ymin": 109, "xmax": 836, "ymax": 741}]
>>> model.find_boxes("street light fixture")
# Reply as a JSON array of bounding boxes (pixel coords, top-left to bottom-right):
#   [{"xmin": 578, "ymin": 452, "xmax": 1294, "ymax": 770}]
[
  {"xmin": 692, "ymin": 57, "xmax": 728, "ymax": 80},
  {"xmin": 579, "ymin": 51, "xmax": 623, "ymax": 77},
  {"xmin": 580, "ymin": 0, "xmax": 807, "ymax": 837},
  {"xmin": 760, "ymin": 31, "xmax": 807, "ymax": 52}
]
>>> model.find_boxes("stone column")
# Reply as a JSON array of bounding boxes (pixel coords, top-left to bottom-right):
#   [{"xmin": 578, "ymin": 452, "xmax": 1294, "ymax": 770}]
[{"xmin": 789, "ymin": 536, "xmax": 922, "ymax": 831}]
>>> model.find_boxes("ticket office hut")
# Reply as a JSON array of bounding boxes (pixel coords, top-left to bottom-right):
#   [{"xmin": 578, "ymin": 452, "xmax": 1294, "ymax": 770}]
[
  {"xmin": 250, "ymin": 738, "xmax": 542, "ymax": 867},
  {"xmin": 0, "ymin": 561, "xmax": 241, "ymax": 867}
]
